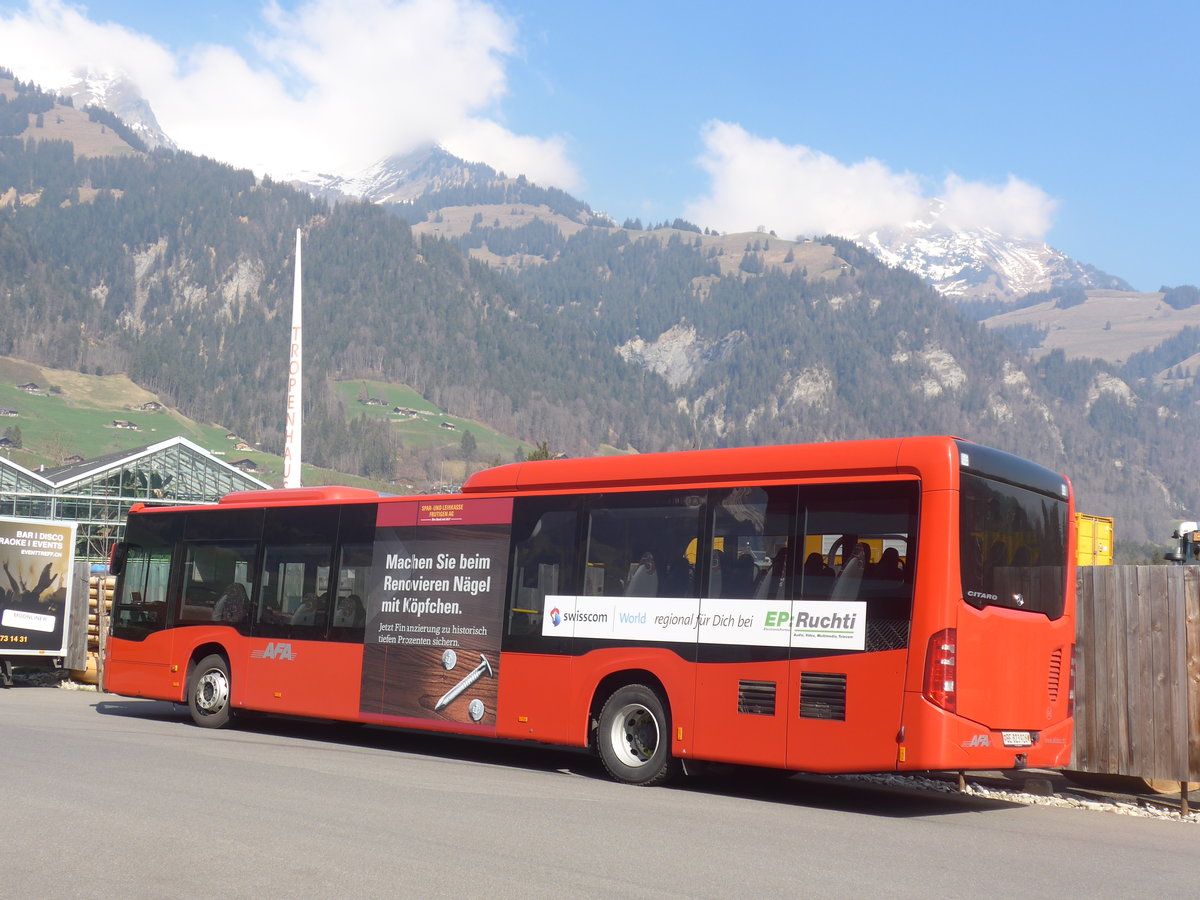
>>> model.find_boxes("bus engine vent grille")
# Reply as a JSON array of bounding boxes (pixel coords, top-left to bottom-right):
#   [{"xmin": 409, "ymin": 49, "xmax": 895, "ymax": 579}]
[
  {"xmin": 800, "ymin": 672, "xmax": 847, "ymax": 721},
  {"xmin": 1047, "ymin": 647, "xmax": 1063, "ymax": 702},
  {"xmin": 738, "ymin": 680, "xmax": 777, "ymax": 716}
]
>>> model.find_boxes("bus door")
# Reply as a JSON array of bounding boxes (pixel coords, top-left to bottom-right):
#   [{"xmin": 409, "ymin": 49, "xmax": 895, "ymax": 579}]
[
  {"xmin": 690, "ymin": 486, "xmax": 798, "ymax": 769},
  {"xmin": 239, "ymin": 506, "xmax": 347, "ymax": 718},
  {"xmin": 106, "ymin": 518, "xmax": 178, "ymax": 699},
  {"xmin": 785, "ymin": 482, "xmax": 917, "ymax": 773},
  {"xmin": 172, "ymin": 536, "xmax": 259, "ymax": 702}
]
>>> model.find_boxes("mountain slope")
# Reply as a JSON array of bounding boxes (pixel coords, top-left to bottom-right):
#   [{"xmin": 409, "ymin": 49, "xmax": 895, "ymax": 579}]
[
  {"xmin": 57, "ymin": 70, "xmax": 177, "ymax": 152},
  {"xmin": 984, "ymin": 289, "xmax": 1200, "ymax": 363},
  {"xmin": 291, "ymin": 145, "xmax": 499, "ymax": 205},
  {"xmin": 299, "ymin": 148, "xmax": 1132, "ymax": 304},
  {"xmin": 854, "ymin": 201, "xmax": 1131, "ymax": 301},
  {"xmin": 62, "ymin": 66, "xmax": 1133, "ymax": 305}
]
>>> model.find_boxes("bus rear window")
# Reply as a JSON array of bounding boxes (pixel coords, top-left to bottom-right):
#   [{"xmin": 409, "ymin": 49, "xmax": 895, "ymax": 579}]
[{"xmin": 959, "ymin": 472, "xmax": 1067, "ymax": 619}]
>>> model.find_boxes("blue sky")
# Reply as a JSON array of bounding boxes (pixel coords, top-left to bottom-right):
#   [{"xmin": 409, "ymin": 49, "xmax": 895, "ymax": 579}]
[{"xmin": 0, "ymin": 0, "xmax": 1196, "ymax": 290}]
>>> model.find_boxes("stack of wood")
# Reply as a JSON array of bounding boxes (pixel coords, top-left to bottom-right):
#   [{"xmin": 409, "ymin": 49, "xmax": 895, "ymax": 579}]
[{"xmin": 70, "ymin": 574, "xmax": 114, "ymax": 684}]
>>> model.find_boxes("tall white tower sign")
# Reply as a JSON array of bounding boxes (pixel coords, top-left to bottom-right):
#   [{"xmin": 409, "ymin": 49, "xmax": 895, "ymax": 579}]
[{"xmin": 284, "ymin": 229, "xmax": 303, "ymax": 488}]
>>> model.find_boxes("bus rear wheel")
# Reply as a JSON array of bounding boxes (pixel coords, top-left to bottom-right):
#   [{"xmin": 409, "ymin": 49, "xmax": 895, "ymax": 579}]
[
  {"xmin": 597, "ymin": 684, "xmax": 679, "ymax": 786},
  {"xmin": 188, "ymin": 654, "xmax": 232, "ymax": 728}
]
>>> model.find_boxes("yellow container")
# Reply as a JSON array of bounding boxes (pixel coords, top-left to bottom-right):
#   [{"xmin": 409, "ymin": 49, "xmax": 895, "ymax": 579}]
[{"xmin": 1076, "ymin": 513, "xmax": 1114, "ymax": 566}]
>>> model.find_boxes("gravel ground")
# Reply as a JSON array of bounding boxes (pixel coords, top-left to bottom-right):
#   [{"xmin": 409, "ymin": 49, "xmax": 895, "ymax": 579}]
[{"xmin": 837, "ymin": 771, "xmax": 1200, "ymax": 824}]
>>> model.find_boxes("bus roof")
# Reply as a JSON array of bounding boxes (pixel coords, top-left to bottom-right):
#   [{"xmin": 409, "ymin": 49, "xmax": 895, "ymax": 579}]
[
  {"xmin": 126, "ymin": 436, "xmax": 1068, "ymax": 515},
  {"xmin": 218, "ymin": 486, "xmax": 381, "ymax": 506},
  {"xmin": 462, "ymin": 435, "xmax": 964, "ymax": 495}
]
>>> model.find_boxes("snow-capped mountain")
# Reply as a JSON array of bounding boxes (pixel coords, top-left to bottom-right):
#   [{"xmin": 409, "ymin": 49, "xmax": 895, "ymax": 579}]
[
  {"xmin": 58, "ymin": 70, "xmax": 177, "ymax": 152},
  {"xmin": 289, "ymin": 145, "xmax": 500, "ymax": 205},
  {"xmin": 60, "ymin": 71, "xmax": 1130, "ymax": 302},
  {"xmin": 854, "ymin": 201, "xmax": 1129, "ymax": 301}
]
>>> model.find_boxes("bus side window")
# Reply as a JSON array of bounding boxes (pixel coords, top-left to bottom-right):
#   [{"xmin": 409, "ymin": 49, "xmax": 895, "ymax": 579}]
[
  {"xmin": 800, "ymin": 482, "xmax": 918, "ymax": 652},
  {"xmin": 586, "ymin": 492, "xmax": 704, "ymax": 601},
  {"xmin": 254, "ymin": 506, "xmax": 339, "ymax": 640},
  {"xmin": 329, "ymin": 541, "xmax": 372, "ymax": 643},
  {"xmin": 707, "ymin": 486, "xmax": 798, "ymax": 600},
  {"xmin": 324, "ymin": 503, "xmax": 376, "ymax": 644},
  {"xmin": 177, "ymin": 542, "xmax": 258, "ymax": 629},
  {"xmin": 504, "ymin": 497, "xmax": 580, "ymax": 650}
]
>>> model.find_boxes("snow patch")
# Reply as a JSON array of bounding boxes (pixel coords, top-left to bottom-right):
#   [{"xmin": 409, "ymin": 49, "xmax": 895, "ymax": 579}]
[{"xmin": 853, "ymin": 199, "xmax": 1123, "ymax": 301}]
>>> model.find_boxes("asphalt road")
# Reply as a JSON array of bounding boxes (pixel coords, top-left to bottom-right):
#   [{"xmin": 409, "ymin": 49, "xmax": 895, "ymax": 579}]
[{"xmin": 2, "ymin": 687, "xmax": 1198, "ymax": 899}]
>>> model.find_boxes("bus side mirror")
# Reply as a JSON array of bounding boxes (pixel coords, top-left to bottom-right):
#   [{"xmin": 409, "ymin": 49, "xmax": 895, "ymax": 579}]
[
  {"xmin": 1165, "ymin": 551, "xmax": 1183, "ymax": 564},
  {"xmin": 109, "ymin": 542, "xmax": 130, "ymax": 577}
]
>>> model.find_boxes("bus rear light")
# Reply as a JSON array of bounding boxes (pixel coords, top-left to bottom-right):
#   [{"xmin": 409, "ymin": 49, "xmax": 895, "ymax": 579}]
[{"xmin": 924, "ymin": 628, "xmax": 957, "ymax": 713}]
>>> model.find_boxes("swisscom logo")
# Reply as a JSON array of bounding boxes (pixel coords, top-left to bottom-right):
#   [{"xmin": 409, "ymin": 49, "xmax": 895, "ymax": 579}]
[{"xmin": 549, "ymin": 607, "xmax": 562, "ymax": 627}]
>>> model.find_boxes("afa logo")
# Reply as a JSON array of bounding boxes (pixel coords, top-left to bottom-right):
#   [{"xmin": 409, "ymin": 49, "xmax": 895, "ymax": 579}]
[
  {"xmin": 549, "ymin": 607, "xmax": 561, "ymax": 627},
  {"xmin": 251, "ymin": 642, "xmax": 296, "ymax": 661}
]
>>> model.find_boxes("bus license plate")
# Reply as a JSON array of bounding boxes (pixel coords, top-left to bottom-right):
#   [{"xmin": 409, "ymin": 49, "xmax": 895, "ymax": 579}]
[{"xmin": 1002, "ymin": 731, "xmax": 1032, "ymax": 747}]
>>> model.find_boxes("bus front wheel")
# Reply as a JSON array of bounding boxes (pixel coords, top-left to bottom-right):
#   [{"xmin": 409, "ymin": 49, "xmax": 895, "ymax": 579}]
[
  {"xmin": 597, "ymin": 684, "xmax": 679, "ymax": 786},
  {"xmin": 188, "ymin": 654, "xmax": 232, "ymax": 728}
]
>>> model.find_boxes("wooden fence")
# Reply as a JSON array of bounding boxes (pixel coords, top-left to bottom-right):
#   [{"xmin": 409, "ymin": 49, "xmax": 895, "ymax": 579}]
[{"xmin": 1073, "ymin": 565, "xmax": 1200, "ymax": 782}]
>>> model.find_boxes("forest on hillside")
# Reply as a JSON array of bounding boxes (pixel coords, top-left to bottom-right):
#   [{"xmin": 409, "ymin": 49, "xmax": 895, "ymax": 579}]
[{"xmin": 0, "ymin": 134, "xmax": 689, "ymax": 480}]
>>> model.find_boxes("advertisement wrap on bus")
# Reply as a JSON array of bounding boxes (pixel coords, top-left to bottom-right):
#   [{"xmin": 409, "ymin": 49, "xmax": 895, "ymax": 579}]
[
  {"xmin": 542, "ymin": 595, "xmax": 867, "ymax": 649},
  {"xmin": 105, "ymin": 436, "xmax": 1076, "ymax": 785},
  {"xmin": 361, "ymin": 495, "xmax": 512, "ymax": 731}
]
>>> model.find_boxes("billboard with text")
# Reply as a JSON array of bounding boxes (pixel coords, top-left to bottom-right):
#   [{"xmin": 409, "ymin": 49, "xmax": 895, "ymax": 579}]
[{"xmin": 0, "ymin": 516, "xmax": 77, "ymax": 657}]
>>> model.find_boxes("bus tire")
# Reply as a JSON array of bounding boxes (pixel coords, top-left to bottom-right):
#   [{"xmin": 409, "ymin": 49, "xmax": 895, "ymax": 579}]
[
  {"xmin": 597, "ymin": 684, "xmax": 679, "ymax": 786},
  {"xmin": 188, "ymin": 654, "xmax": 233, "ymax": 728}
]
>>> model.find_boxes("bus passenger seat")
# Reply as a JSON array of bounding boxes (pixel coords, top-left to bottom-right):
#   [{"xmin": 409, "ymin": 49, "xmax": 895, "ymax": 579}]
[{"xmin": 830, "ymin": 546, "xmax": 866, "ymax": 601}]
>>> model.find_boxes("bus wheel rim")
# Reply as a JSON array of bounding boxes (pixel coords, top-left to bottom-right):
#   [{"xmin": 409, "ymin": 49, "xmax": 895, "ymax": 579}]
[
  {"xmin": 609, "ymin": 702, "xmax": 659, "ymax": 767},
  {"xmin": 195, "ymin": 669, "xmax": 229, "ymax": 714}
]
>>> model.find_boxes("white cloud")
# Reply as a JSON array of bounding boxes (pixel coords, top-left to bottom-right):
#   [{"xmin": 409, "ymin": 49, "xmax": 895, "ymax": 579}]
[
  {"xmin": 0, "ymin": 0, "xmax": 178, "ymax": 91},
  {"xmin": 686, "ymin": 122, "xmax": 924, "ymax": 236},
  {"xmin": 0, "ymin": 0, "xmax": 580, "ymax": 189},
  {"xmin": 441, "ymin": 118, "xmax": 577, "ymax": 188},
  {"xmin": 940, "ymin": 173, "xmax": 1058, "ymax": 239},
  {"xmin": 685, "ymin": 121, "xmax": 1056, "ymax": 240}
]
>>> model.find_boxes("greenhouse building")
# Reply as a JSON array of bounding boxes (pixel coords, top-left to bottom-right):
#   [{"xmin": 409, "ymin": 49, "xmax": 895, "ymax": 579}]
[{"xmin": 0, "ymin": 436, "xmax": 269, "ymax": 560}]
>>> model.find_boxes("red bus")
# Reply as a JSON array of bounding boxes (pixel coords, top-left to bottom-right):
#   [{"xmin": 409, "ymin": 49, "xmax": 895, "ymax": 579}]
[{"xmin": 105, "ymin": 436, "xmax": 1075, "ymax": 785}]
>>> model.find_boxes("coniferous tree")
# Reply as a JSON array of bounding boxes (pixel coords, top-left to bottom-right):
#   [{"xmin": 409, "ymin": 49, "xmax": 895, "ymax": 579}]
[{"xmin": 460, "ymin": 429, "xmax": 477, "ymax": 460}]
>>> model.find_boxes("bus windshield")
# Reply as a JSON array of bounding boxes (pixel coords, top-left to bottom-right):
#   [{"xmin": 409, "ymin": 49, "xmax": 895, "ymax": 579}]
[{"xmin": 959, "ymin": 471, "xmax": 1068, "ymax": 619}]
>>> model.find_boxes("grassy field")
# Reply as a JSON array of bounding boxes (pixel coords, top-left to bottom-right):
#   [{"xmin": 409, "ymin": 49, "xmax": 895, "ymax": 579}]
[
  {"xmin": 0, "ymin": 357, "xmax": 218, "ymax": 466},
  {"xmin": 410, "ymin": 204, "xmax": 843, "ymax": 284},
  {"xmin": 334, "ymin": 379, "xmax": 532, "ymax": 464},
  {"xmin": 983, "ymin": 289, "xmax": 1196, "ymax": 365},
  {"xmin": 0, "ymin": 357, "xmax": 531, "ymax": 491}
]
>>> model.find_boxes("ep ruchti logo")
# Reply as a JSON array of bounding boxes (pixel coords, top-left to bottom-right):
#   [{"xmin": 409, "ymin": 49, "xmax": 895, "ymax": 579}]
[{"xmin": 764, "ymin": 610, "xmax": 858, "ymax": 631}]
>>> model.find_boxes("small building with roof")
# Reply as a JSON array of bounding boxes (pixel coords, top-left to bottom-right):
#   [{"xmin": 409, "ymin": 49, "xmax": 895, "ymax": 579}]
[{"xmin": 0, "ymin": 436, "xmax": 270, "ymax": 560}]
